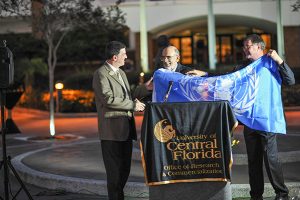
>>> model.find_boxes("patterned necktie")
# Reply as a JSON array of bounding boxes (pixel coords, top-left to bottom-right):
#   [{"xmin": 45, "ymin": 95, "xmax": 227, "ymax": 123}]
[{"xmin": 116, "ymin": 70, "xmax": 127, "ymax": 91}]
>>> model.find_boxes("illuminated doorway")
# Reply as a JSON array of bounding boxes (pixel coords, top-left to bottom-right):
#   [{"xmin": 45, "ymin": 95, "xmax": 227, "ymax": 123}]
[
  {"xmin": 169, "ymin": 36, "xmax": 193, "ymax": 66},
  {"xmin": 165, "ymin": 33, "xmax": 272, "ymax": 68}
]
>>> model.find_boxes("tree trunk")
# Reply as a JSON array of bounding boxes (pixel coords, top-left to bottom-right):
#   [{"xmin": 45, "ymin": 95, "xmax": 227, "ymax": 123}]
[
  {"xmin": 47, "ymin": 32, "xmax": 66, "ymax": 137},
  {"xmin": 48, "ymin": 39, "xmax": 56, "ymax": 136},
  {"xmin": 49, "ymin": 66, "xmax": 55, "ymax": 136}
]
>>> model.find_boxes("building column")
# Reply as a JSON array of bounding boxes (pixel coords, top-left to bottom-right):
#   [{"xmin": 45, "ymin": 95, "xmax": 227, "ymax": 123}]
[
  {"xmin": 276, "ymin": 0, "xmax": 285, "ymax": 59},
  {"xmin": 140, "ymin": 0, "xmax": 149, "ymax": 72},
  {"xmin": 207, "ymin": 0, "xmax": 216, "ymax": 70},
  {"xmin": 128, "ymin": 31, "xmax": 135, "ymax": 50}
]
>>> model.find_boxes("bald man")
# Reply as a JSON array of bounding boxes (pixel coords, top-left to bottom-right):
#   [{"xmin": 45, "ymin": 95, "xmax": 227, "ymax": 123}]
[{"xmin": 160, "ymin": 45, "xmax": 193, "ymax": 74}]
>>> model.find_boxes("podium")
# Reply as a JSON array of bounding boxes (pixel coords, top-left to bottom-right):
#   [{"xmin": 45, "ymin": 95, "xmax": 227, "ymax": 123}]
[{"xmin": 140, "ymin": 101, "xmax": 238, "ymax": 200}]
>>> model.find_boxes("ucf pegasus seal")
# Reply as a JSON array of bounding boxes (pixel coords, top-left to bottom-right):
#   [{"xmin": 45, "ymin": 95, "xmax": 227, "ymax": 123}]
[{"xmin": 153, "ymin": 119, "xmax": 176, "ymax": 143}]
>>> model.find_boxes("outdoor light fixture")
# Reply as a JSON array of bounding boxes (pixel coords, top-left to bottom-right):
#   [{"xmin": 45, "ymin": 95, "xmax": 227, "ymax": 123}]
[
  {"xmin": 55, "ymin": 82, "xmax": 64, "ymax": 90},
  {"xmin": 55, "ymin": 81, "xmax": 64, "ymax": 113},
  {"xmin": 139, "ymin": 72, "xmax": 145, "ymax": 85}
]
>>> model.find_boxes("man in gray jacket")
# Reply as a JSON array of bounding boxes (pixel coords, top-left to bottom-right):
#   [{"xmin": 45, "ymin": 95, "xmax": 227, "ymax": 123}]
[{"xmin": 93, "ymin": 41, "xmax": 146, "ymax": 200}]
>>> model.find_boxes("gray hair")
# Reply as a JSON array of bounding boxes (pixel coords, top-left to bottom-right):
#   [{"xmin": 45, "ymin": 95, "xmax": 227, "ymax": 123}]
[
  {"xmin": 244, "ymin": 34, "xmax": 266, "ymax": 50},
  {"xmin": 174, "ymin": 48, "xmax": 180, "ymax": 56}
]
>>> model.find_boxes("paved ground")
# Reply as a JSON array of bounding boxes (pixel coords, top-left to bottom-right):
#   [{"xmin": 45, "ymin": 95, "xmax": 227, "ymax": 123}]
[{"xmin": 1, "ymin": 107, "xmax": 300, "ymax": 200}]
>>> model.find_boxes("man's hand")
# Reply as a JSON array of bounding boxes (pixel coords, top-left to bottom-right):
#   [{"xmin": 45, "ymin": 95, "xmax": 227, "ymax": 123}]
[
  {"xmin": 186, "ymin": 70, "xmax": 208, "ymax": 76},
  {"xmin": 144, "ymin": 77, "xmax": 153, "ymax": 91},
  {"xmin": 267, "ymin": 49, "xmax": 283, "ymax": 65},
  {"xmin": 134, "ymin": 99, "xmax": 145, "ymax": 112}
]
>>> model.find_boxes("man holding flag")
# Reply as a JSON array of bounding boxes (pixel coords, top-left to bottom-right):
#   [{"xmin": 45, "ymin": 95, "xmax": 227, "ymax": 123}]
[{"xmin": 187, "ymin": 34, "xmax": 295, "ymax": 200}]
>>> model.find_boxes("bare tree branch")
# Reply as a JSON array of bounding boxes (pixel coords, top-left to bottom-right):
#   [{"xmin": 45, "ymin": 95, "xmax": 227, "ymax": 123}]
[
  {"xmin": 291, "ymin": 0, "xmax": 300, "ymax": 12},
  {"xmin": 0, "ymin": 0, "xmax": 31, "ymax": 17},
  {"xmin": 0, "ymin": 0, "xmax": 127, "ymax": 136}
]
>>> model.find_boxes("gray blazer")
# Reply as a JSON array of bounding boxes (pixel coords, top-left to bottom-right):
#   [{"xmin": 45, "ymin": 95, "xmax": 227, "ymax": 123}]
[{"xmin": 93, "ymin": 63, "xmax": 137, "ymax": 141}]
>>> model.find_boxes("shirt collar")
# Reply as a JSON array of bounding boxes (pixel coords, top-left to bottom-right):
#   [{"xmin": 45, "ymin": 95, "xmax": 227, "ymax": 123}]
[
  {"xmin": 106, "ymin": 61, "xmax": 119, "ymax": 73},
  {"xmin": 164, "ymin": 63, "xmax": 178, "ymax": 72},
  {"xmin": 172, "ymin": 63, "xmax": 178, "ymax": 72}
]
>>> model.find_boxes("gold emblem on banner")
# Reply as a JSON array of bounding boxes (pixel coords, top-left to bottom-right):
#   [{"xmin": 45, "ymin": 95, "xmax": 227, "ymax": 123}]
[{"xmin": 154, "ymin": 119, "xmax": 176, "ymax": 143}]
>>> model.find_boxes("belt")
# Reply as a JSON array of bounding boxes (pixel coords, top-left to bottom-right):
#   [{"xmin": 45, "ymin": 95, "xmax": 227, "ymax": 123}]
[{"xmin": 104, "ymin": 111, "xmax": 133, "ymax": 118}]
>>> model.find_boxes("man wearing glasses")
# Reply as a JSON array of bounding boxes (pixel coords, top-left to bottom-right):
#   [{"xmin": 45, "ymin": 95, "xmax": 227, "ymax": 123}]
[
  {"xmin": 188, "ymin": 34, "xmax": 295, "ymax": 200},
  {"xmin": 160, "ymin": 45, "xmax": 193, "ymax": 74}
]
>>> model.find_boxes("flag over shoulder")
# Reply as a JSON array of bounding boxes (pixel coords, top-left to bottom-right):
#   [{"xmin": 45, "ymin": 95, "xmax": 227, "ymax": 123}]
[{"xmin": 153, "ymin": 55, "xmax": 286, "ymax": 134}]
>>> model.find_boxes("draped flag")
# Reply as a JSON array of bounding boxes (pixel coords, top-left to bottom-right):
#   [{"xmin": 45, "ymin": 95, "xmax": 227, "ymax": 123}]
[
  {"xmin": 153, "ymin": 55, "xmax": 286, "ymax": 134},
  {"xmin": 141, "ymin": 101, "xmax": 237, "ymax": 185}
]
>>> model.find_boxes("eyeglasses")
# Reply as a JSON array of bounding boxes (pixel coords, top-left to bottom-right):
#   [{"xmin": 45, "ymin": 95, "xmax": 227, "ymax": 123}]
[
  {"xmin": 160, "ymin": 55, "xmax": 176, "ymax": 61},
  {"xmin": 243, "ymin": 45, "xmax": 253, "ymax": 50},
  {"xmin": 243, "ymin": 44, "xmax": 256, "ymax": 50}
]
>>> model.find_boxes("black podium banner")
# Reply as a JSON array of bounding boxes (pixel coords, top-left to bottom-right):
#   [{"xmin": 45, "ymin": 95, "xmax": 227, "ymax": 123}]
[{"xmin": 140, "ymin": 101, "xmax": 238, "ymax": 185}]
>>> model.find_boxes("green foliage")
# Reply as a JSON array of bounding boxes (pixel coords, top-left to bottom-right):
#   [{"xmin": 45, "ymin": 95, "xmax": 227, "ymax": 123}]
[
  {"xmin": 18, "ymin": 90, "xmax": 48, "ymax": 110},
  {"xmin": 58, "ymin": 28, "xmax": 108, "ymax": 62},
  {"xmin": 63, "ymin": 67, "xmax": 94, "ymax": 90},
  {"xmin": 0, "ymin": 33, "xmax": 48, "ymax": 89},
  {"xmin": 58, "ymin": 5, "xmax": 128, "ymax": 62},
  {"xmin": 15, "ymin": 58, "xmax": 48, "ymax": 110},
  {"xmin": 15, "ymin": 57, "xmax": 48, "ymax": 85},
  {"xmin": 0, "ymin": 33, "xmax": 47, "ymax": 60},
  {"xmin": 1, "ymin": 1, "xmax": 130, "ymax": 113}
]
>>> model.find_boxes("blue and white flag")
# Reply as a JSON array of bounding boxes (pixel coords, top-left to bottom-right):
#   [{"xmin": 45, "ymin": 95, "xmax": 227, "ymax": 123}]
[{"xmin": 153, "ymin": 55, "xmax": 286, "ymax": 134}]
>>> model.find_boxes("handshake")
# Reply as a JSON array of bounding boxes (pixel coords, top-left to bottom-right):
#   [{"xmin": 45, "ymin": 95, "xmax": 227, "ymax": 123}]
[{"xmin": 134, "ymin": 99, "xmax": 145, "ymax": 112}]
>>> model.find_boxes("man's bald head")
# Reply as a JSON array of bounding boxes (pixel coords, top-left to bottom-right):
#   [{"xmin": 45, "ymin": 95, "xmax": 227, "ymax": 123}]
[
  {"xmin": 162, "ymin": 46, "xmax": 179, "ymax": 57},
  {"xmin": 161, "ymin": 46, "xmax": 180, "ymax": 70}
]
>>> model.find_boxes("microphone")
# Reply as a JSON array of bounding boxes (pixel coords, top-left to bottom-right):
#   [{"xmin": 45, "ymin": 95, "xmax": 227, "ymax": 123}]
[{"xmin": 163, "ymin": 81, "xmax": 174, "ymax": 102}]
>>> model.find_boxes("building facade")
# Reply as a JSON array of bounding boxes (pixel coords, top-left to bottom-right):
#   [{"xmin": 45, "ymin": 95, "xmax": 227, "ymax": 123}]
[
  {"xmin": 1, "ymin": 0, "xmax": 299, "ymax": 72},
  {"xmin": 109, "ymin": 0, "xmax": 300, "ymax": 71}
]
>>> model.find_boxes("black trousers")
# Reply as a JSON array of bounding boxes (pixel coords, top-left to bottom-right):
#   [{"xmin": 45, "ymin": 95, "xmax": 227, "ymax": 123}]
[
  {"xmin": 243, "ymin": 126, "xmax": 289, "ymax": 198},
  {"xmin": 101, "ymin": 140, "xmax": 133, "ymax": 200}
]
